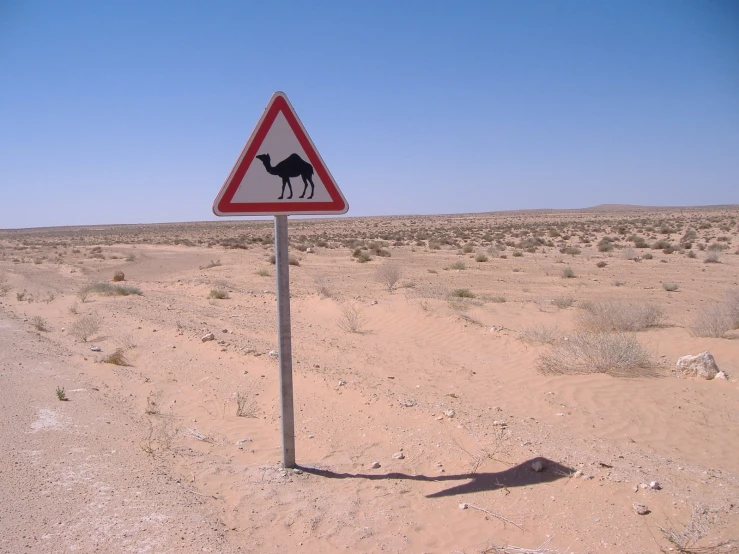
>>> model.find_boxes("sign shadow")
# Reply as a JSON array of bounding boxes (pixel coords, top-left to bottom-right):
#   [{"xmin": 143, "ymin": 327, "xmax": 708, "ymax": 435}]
[{"xmin": 298, "ymin": 456, "xmax": 573, "ymax": 498}]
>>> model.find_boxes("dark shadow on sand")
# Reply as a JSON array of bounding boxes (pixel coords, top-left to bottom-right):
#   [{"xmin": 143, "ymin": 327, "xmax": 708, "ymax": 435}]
[{"xmin": 298, "ymin": 456, "xmax": 573, "ymax": 498}]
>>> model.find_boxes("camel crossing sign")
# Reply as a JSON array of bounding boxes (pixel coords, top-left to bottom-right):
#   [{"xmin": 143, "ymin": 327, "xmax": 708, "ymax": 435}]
[{"xmin": 213, "ymin": 91, "xmax": 348, "ymax": 216}]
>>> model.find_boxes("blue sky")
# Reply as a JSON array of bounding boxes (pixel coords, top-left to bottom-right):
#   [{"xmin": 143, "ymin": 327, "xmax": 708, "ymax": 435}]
[{"xmin": 1, "ymin": 1, "xmax": 737, "ymax": 228}]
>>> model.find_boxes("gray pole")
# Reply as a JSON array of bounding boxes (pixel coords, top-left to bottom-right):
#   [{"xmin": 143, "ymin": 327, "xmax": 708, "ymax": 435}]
[{"xmin": 274, "ymin": 215, "xmax": 296, "ymax": 468}]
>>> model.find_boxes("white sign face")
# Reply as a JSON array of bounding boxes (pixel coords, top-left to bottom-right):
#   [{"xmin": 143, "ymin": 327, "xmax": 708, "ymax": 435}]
[{"xmin": 213, "ymin": 91, "xmax": 348, "ymax": 216}]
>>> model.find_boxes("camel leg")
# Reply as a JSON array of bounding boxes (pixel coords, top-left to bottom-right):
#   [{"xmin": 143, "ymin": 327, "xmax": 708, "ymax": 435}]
[
  {"xmin": 279, "ymin": 178, "xmax": 293, "ymax": 200},
  {"xmin": 306, "ymin": 176, "xmax": 315, "ymax": 199},
  {"xmin": 299, "ymin": 176, "xmax": 309, "ymax": 199}
]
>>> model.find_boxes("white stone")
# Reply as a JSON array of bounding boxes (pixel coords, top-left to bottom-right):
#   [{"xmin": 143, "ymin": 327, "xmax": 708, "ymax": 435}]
[
  {"xmin": 715, "ymin": 371, "xmax": 728, "ymax": 380},
  {"xmin": 201, "ymin": 333, "xmax": 215, "ymax": 342},
  {"xmin": 531, "ymin": 460, "xmax": 545, "ymax": 472},
  {"xmin": 392, "ymin": 452, "xmax": 405, "ymax": 460},
  {"xmin": 633, "ymin": 503, "xmax": 650, "ymax": 515},
  {"xmin": 370, "ymin": 461, "xmax": 381, "ymax": 469},
  {"xmin": 676, "ymin": 351, "xmax": 719, "ymax": 379}
]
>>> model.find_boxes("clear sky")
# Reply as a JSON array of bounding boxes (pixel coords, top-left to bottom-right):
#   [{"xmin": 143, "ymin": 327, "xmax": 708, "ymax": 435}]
[{"xmin": 1, "ymin": 1, "xmax": 737, "ymax": 229}]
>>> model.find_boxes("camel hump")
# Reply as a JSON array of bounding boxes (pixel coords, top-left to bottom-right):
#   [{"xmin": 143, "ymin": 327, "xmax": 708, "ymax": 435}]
[{"xmin": 285, "ymin": 153, "xmax": 308, "ymax": 165}]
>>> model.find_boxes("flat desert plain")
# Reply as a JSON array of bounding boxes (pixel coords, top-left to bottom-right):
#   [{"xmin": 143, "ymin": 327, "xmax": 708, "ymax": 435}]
[{"xmin": 1, "ymin": 206, "xmax": 738, "ymax": 554}]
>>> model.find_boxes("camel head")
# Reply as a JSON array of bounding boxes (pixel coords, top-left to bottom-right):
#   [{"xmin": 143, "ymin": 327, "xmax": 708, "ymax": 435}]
[{"xmin": 256, "ymin": 154, "xmax": 270, "ymax": 164}]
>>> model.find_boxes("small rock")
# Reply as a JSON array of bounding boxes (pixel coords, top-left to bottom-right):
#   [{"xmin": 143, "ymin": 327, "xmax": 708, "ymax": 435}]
[
  {"xmin": 633, "ymin": 503, "xmax": 650, "ymax": 515},
  {"xmin": 639, "ymin": 483, "xmax": 649, "ymax": 489},
  {"xmin": 676, "ymin": 351, "xmax": 719, "ymax": 379},
  {"xmin": 583, "ymin": 475, "xmax": 594, "ymax": 480},
  {"xmin": 222, "ymin": 329, "xmax": 228, "ymax": 333},
  {"xmin": 459, "ymin": 503, "xmax": 468, "ymax": 510},
  {"xmin": 531, "ymin": 460, "xmax": 545, "ymax": 472},
  {"xmin": 371, "ymin": 300, "xmax": 378, "ymax": 306},
  {"xmin": 715, "ymin": 371, "xmax": 728, "ymax": 380},
  {"xmin": 269, "ymin": 350, "xmax": 278, "ymax": 358},
  {"xmin": 573, "ymin": 470, "xmax": 583, "ymax": 478},
  {"xmin": 338, "ymin": 380, "xmax": 346, "ymax": 386},
  {"xmin": 90, "ymin": 346, "xmax": 102, "ymax": 352},
  {"xmin": 370, "ymin": 462, "xmax": 381, "ymax": 469},
  {"xmin": 492, "ymin": 420, "xmax": 507, "ymax": 427},
  {"xmin": 236, "ymin": 438, "xmax": 253, "ymax": 447},
  {"xmin": 293, "ymin": 468, "xmax": 303, "ymax": 474},
  {"xmin": 392, "ymin": 452, "xmax": 405, "ymax": 460},
  {"xmin": 633, "ymin": 485, "xmax": 639, "ymax": 493},
  {"xmin": 556, "ymin": 413, "xmax": 565, "ymax": 417},
  {"xmin": 649, "ymin": 481, "xmax": 662, "ymax": 490},
  {"xmin": 306, "ymin": 248, "xmax": 313, "ymax": 253},
  {"xmin": 444, "ymin": 409, "xmax": 455, "ymax": 418},
  {"xmin": 201, "ymin": 333, "xmax": 215, "ymax": 342}
]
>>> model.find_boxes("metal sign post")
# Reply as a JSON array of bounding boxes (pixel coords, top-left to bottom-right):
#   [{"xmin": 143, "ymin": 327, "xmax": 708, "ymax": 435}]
[
  {"xmin": 212, "ymin": 91, "xmax": 348, "ymax": 469},
  {"xmin": 274, "ymin": 215, "xmax": 296, "ymax": 468}
]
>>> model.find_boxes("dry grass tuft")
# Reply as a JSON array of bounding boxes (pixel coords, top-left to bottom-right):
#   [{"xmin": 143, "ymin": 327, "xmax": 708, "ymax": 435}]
[
  {"xmin": 235, "ymin": 391, "xmax": 257, "ymax": 417},
  {"xmin": 689, "ymin": 304, "xmax": 734, "ymax": 338},
  {"xmin": 69, "ymin": 315, "xmax": 101, "ymax": 342},
  {"xmin": 375, "ymin": 261, "xmax": 403, "ymax": 292},
  {"xmin": 32, "ymin": 316, "xmax": 49, "ymax": 332},
  {"xmin": 209, "ymin": 288, "xmax": 229, "ymax": 299},
  {"xmin": 538, "ymin": 332, "xmax": 654, "ymax": 377},
  {"xmin": 577, "ymin": 299, "xmax": 662, "ymax": 332},
  {"xmin": 518, "ymin": 324, "xmax": 559, "ymax": 344},
  {"xmin": 337, "ymin": 303, "xmax": 368, "ymax": 334},
  {"xmin": 103, "ymin": 347, "xmax": 131, "ymax": 366}
]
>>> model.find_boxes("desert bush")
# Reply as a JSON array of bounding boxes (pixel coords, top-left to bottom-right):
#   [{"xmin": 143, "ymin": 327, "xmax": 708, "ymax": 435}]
[
  {"xmin": 112, "ymin": 270, "xmax": 125, "ymax": 282},
  {"xmin": 662, "ymin": 282, "xmax": 679, "ymax": 292},
  {"xmin": 209, "ymin": 288, "xmax": 229, "ymax": 299},
  {"xmin": 475, "ymin": 253, "xmax": 488, "ymax": 262},
  {"xmin": 643, "ymin": 253, "xmax": 653, "ymax": 260},
  {"xmin": 103, "ymin": 348, "xmax": 131, "ymax": 366},
  {"xmin": 56, "ymin": 386, "xmax": 67, "ymax": 401},
  {"xmin": 727, "ymin": 289, "xmax": 739, "ymax": 329},
  {"xmin": 512, "ymin": 251, "xmax": 523, "ymax": 257},
  {"xmin": 576, "ymin": 299, "xmax": 662, "ymax": 332},
  {"xmin": 315, "ymin": 275, "xmax": 333, "ymax": 298},
  {"xmin": 376, "ymin": 262, "xmax": 402, "ymax": 292},
  {"xmin": 488, "ymin": 295, "xmax": 506, "ymax": 303},
  {"xmin": 269, "ymin": 254, "xmax": 276, "ymax": 264},
  {"xmin": 538, "ymin": 332, "xmax": 653, "ymax": 376},
  {"xmin": 337, "ymin": 303, "xmax": 367, "ymax": 333},
  {"xmin": 355, "ymin": 251, "xmax": 372, "ymax": 263},
  {"xmin": 561, "ymin": 266, "xmax": 575, "ymax": 278},
  {"xmin": 288, "ymin": 255, "xmax": 300, "ymax": 266},
  {"xmin": 69, "ymin": 315, "xmax": 101, "ymax": 342},
  {"xmin": 200, "ymin": 260, "xmax": 221, "ymax": 269},
  {"xmin": 31, "ymin": 316, "xmax": 49, "ymax": 332},
  {"xmin": 518, "ymin": 324, "xmax": 559, "ymax": 344},
  {"xmin": 82, "ymin": 283, "xmax": 142, "ymax": 297},
  {"xmin": 596, "ymin": 261, "xmax": 607, "ymax": 268},
  {"xmin": 462, "ymin": 244, "xmax": 474, "ymax": 253},
  {"xmin": 552, "ymin": 295, "xmax": 574, "ymax": 309},
  {"xmin": 256, "ymin": 268, "xmax": 270, "ymax": 277},
  {"xmin": 686, "ymin": 250, "xmax": 697, "ymax": 259},
  {"xmin": 704, "ymin": 252, "xmax": 721, "ymax": 264},
  {"xmin": 449, "ymin": 261, "xmax": 466, "ymax": 270},
  {"xmin": 560, "ymin": 246, "xmax": 581, "ymax": 255},
  {"xmin": 689, "ymin": 304, "xmax": 734, "ymax": 338},
  {"xmin": 451, "ymin": 288, "xmax": 475, "ymax": 298}
]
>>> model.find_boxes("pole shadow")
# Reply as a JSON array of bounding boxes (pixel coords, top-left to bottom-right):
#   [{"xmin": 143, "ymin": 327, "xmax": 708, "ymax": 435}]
[{"xmin": 298, "ymin": 456, "xmax": 573, "ymax": 498}]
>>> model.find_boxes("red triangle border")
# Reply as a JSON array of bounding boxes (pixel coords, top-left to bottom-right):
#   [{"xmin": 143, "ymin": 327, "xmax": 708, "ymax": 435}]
[{"xmin": 213, "ymin": 92, "xmax": 348, "ymax": 216}]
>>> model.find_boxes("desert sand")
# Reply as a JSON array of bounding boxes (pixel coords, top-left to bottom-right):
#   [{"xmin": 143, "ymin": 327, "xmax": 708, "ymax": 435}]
[{"xmin": 1, "ymin": 206, "xmax": 738, "ymax": 554}]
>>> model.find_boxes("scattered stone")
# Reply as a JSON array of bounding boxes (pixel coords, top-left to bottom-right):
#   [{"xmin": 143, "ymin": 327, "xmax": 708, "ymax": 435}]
[
  {"xmin": 715, "ymin": 371, "xmax": 728, "ymax": 380},
  {"xmin": 492, "ymin": 420, "xmax": 507, "ymax": 427},
  {"xmin": 633, "ymin": 503, "xmax": 650, "ymax": 515},
  {"xmin": 531, "ymin": 460, "xmax": 545, "ymax": 472},
  {"xmin": 572, "ymin": 470, "xmax": 583, "ymax": 478},
  {"xmin": 269, "ymin": 350, "xmax": 278, "ymax": 358},
  {"xmin": 292, "ymin": 468, "xmax": 303, "ymax": 474},
  {"xmin": 222, "ymin": 329, "xmax": 228, "ymax": 333},
  {"xmin": 435, "ymin": 416, "xmax": 444, "ymax": 421},
  {"xmin": 371, "ymin": 300, "xmax": 378, "ymax": 305},
  {"xmin": 444, "ymin": 409, "xmax": 455, "ymax": 418},
  {"xmin": 583, "ymin": 475, "xmax": 594, "ymax": 480},
  {"xmin": 338, "ymin": 380, "xmax": 346, "ymax": 386},
  {"xmin": 201, "ymin": 333, "xmax": 215, "ymax": 342},
  {"xmin": 392, "ymin": 452, "xmax": 405, "ymax": 460},
  {"xmin": 459, "ymin": 503, "xmax": 469, "ymax": 510},
  {"xmin": 649, "ymin": 481, "xmax": 662, "ymax": 490},
  {"xmin": 639, "ymin": 483, "xmax": 649, "ymax": 489},
  {"xmin": 90, "ymin": 346, "xmax": 102, "ymax": 352},
  {"xmin": 633, "ymin": 485, "xmax": 639, "ymax": 493},
  {"xmin": 236, "ymin": 438, "xmax": 253, "ymax": 447},
  {"xmin": 399, "ymin": 400, "xmax": 417, "ymax": 408},
  {"xmin": 306, "ymin": 248, "xmax": 313, "ymax": 253},
  {"xmin": 676, "ymin": 351, "xmax": 719, "ymax": 379},
  {"xmin": 556, "ymin": 413, "xmax": 565, "ymax": 417},
  {"xmin": 370, "ymin": 462, "xmax": 381, "ymax": 469}
]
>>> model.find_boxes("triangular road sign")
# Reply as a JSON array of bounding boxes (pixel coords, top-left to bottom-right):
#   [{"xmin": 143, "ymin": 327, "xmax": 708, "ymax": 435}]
[{"xmin": 213, "ymin": 91, "xmax": 348, "ymax": 216}]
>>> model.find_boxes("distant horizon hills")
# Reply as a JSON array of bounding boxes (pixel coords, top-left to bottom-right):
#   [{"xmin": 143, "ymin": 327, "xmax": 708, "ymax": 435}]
[{"xmin": 2, "ymin": 203, "xmax": 738, "ymax": 232}]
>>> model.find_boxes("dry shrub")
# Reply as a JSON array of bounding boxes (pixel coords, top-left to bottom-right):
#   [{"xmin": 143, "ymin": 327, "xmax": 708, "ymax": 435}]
[
  {"xmin": 69, "ymin": 315, "xmax": 101, "ymax": 342},
  {"xmin": 112, "ymin": 270, "xmax": 125, "ymax": 282},
  {"xmin": 552, "ymin": 295, "xmax": 574, "ymax": 309},
  {"xmin": 576, "ymin": 300, "xmax": 662, "ymax": 332},
  {"xmin": 315, "ymin": 275, "xmax": 333, "ymax": 298},
  {"xmin": 689, "ymin": 304, "xmax": 734, "ymax": 338},
  {"xmin": 538, "ymin": 332, "xmax": 653, "ymax": 376},
  {"xmin": 209, "ymin": 288, "xmax": 229, "ymax": 299},
  {"xmin": 726, "ymin": 289, "xmax": 739, "ymax": 329},
  {"xmin": 337, "ymin": 303, "xmax": 367, "ymax": 333},
  {"xmin": 103, "ymin": 347, "xmax": 131, "ymax": 366},
  {"xmin": 657, "ymin": 504, "xmax": 736, "ymax": 554},
  {"xmin": 32, "ymin": 316, "xmax": 49, "ymax": 332},
  {"xmin": 375, "ymin": 261, "xmax": 402, "ymax": 292},
  {"xmin": 518, "ymin": 324, "xmax": 559, "ymax": 344}
]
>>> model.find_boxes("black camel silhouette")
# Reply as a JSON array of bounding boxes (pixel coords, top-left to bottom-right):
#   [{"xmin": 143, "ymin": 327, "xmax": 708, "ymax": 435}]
[{"xmin": 255, "ymin": 153, "xmax": 315, "ymax": 200}]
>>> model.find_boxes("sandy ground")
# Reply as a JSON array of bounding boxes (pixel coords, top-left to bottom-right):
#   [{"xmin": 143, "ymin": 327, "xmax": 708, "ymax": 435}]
[{"xmin": 1, "ymin": 206, "xmax": 738, "ymax": 553}]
